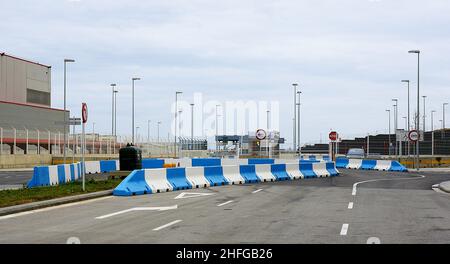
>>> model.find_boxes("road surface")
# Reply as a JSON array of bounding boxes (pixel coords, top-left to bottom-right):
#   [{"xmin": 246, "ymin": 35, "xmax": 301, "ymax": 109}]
[{"xmin": 0, "ymin": 169, "xmax": 449, "ymax": 244}]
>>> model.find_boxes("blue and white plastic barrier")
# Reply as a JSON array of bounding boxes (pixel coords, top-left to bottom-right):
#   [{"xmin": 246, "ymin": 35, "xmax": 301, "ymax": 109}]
[
  {"xmin": 113, "ymin": 161, "xmax": 340, "ymax": 196},
  {"xmin": 335, "ymin": 158, "xmax": 408, "ymax": 172},
  {"xmin": 27, "ymin": 163, "xmax": 83, "ymax": 188}
]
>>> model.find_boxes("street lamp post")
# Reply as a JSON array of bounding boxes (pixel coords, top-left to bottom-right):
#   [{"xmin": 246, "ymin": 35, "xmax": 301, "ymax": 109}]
[
  {"xmin": 444, "ymin": 103, "xmax": 448, "ymax": 133},
  {"xmin": 386, "ymin": 109, "xmax": 391, "ymax": 157},
  {"xmin": 266, "ymin": 110, "xmax": 270, "ymax": 157},
  {"xmin": 402, "ymin": 80, "xmax": 411, "ymax": 156},
  {"xmin": 157, "ymin": 122, "xmax": 161, "ymax": 143},
  {"xmin": 131, "ymin": 78, "xmax": 141, "ymax": 145},
  {"xmin": 431, "ymin": 110, "xmax": 436, "ymax": 156},
  {"xmin": 297, "ymin": 91, "xmax": 302, "ymax": 156},
  {"xmin": 114, "ymin": 89, "xmax": 118, "ymax": 139},
  {"xmin": 215, "ymin": 104, "xmax": 221, "ymax": 151},
  {"xmin": 392, "ymin": 99, "xmax": 398, "ymax": 157},
  {"xmin": 408, "ymin": 49, "xmax": 420, "ymax": 171},
  {"xmin": 111, "ymin": 84, "xmax": 116, "ymax": 136},
  {"xmin": 190, "ymin": 104, "xmax": 194, "ymax": 151},
  {"xmin": 292, "ymin": 83, "xmax": 298, "ymax": 152},
  {"xmin": 63, "ymin": 58, "xmax": 75, "ymax": 164},
  {"xmin": 92, "ymin": 122, "xmax": 95, "ymax": 154},
  {"xmin": 175, "ymin": 92, "xmax": 182, "ymax": 157},
  {"xmin": 136, "ymin": 126, "xmax": 140, "ymax": 146},
  {"xmin": 422, "ymin": 96, "xmax": 427, "ymax": 134},
  {"xmin": 147, "ymin": 120, "xmax": 151, "ymax": 143}
]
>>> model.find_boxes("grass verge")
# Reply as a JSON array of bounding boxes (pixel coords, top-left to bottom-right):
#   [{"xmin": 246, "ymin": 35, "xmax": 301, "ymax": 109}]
[{"xmin": 0, "ymin": 178, "xmax": 122, "ymax": 208}]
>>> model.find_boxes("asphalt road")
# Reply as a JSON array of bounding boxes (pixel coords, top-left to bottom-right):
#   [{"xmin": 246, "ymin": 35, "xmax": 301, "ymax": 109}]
[{"xmin": 0, "ymin": 169, "xmax": 449, "ymax": 244}]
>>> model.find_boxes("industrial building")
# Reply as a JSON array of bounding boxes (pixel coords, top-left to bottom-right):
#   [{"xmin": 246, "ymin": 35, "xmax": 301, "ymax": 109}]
[{"xmin": 0, "ymin": 53, "xmax": 69, "ymax": 154}]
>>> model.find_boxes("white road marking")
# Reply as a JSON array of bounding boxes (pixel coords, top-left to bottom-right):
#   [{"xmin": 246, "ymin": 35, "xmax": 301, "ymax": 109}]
[
  {"xmin": 153, "ymin": 220, "xmax": 182, "ymax": 231},
  {"xmin": 340, "ymin": 224, "xmax": 349, "ymax": 236},
  {"xmin": 0, "ymin": 196, "xmax": 113, "ymax": 221},
  {"xmin": 252, "ymin": 189, "xmax": 263, "ymax": 194},
  {"xmin": 217, "ymin": 200, "xmax": 234, "ymax": 207},
  {"xmin": 348, "ymin": 202, "xmax": 354, "ymax": 209},
  {"xmin": 352, "ymin": 174, "xmax": 426, "ymax": 196},
  {"xmin": 174, "ymin": 192, "xmax": 215, "ymax": 199},
  {"xmin": 95, "ymin": 205, "xmax": 178, "ymax": 219}
]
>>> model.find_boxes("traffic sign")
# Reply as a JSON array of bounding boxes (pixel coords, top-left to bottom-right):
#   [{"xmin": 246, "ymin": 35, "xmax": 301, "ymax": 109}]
[
  {"xmin": 82, "ymin": 103, "xmax": 88, "ymax": 123},
  {"xmin": 408, "ymin": 130, "xmax": 419, "ymax": 142},
  {"xmin": 69, "ymin": 118, "xmax": 81, "ymax": 126},
  {"xmin": 329, "ymin": 131, "xmax": 338, "ymax": 141},
  {"xmin": 256, "ymin": 129, "xmax": 267, "ymax": 140}
]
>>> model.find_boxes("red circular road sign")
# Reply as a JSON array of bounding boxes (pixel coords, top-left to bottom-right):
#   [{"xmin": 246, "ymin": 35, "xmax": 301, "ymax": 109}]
[
  {"xmin": 408, "ymin": 130, "xmax": 419, "ymax": 142},
  {"xmin": 82, "ymin": 103, "xmax": 88, "ymax": 123},
  {"xmin": 329, "ymin": 131, "xmax": 338, "ymax": 141}
]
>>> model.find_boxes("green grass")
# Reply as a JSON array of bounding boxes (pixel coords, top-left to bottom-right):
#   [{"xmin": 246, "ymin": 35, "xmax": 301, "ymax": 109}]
[{"xmin": 0, "ymin": 179, "xmax": 122, "ymax": 208}]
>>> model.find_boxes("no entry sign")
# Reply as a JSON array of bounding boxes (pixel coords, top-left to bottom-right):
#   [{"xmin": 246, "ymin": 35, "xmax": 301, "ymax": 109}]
[
  {"xmin": 329, "ymin": 131, "xmax": 338, "ymax": 141},
  {"xmin": 82, "ymin": 103, "xmax": 88, "ymax": 123}
]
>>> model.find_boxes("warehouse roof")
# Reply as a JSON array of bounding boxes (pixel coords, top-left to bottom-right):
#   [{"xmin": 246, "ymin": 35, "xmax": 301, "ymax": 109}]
[{"xmin": 0, "ymin": 52, "xmax": 51, "ymax": 68}]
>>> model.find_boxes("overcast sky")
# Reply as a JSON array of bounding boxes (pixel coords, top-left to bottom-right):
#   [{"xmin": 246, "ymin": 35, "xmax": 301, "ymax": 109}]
[{"xmin": 2, "ymin": 0, "xmax": 450, "ymax": 147}]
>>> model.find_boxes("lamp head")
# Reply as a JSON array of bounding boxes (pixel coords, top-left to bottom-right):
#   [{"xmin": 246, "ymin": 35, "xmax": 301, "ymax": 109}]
[{"xmin": 408, "ymin": 50, "xmax": 420, "ymax": 54}]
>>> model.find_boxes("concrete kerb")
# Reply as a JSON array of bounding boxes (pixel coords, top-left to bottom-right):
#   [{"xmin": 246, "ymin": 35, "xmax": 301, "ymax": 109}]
[
  {"xmin": 0, "ymin": 190, "xmax": 113, "ymax": 217},
  {"xmin": 438, "ymin": 181, "xmax": 450, "ymax": 193}
]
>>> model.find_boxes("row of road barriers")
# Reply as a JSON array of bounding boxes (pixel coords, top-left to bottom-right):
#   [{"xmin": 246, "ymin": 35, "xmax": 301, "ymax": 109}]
[
  {"xmin": 26, "ymin": 158, "xmax": 330, "ymax": 188},
  {"xmin": 113, "ymin": 161, "xmax": 340, "ymax": 196},
  {"xmin": 27, "ymin": 163, "xmax": 83, "ymax": 188},
  {"xmin": 335, "ymin": 158, "xmax": 408, "ymax": 172}
]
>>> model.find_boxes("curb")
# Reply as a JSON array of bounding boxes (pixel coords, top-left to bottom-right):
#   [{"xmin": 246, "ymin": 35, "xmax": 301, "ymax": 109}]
[
  {"xmin": 0, "ymin": 190, "xmax": 113, "ymax": 217},
  {"xmin": 438, "ymin": 181, "xmax": 450, "ymax": 193}
]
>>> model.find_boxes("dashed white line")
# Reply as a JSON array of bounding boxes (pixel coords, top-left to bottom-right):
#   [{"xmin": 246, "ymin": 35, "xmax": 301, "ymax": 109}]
[
  {"xmin": 348, "ymin": 202, "xmax": 354, "ymax": 209},
  {"xmin": 340, "ymin": 224, "xmax": 349, "ymax": 236},
  {"xmin": 153, "ymin": 220, "xmax": 182, "ymax": 231},
  {"xmin": 252, "ymin": 189, "xmax": 263, "ymax": 194},
  {"xmin": 217, "ymin": 200, "xmax": 234, "ymax": 207}
]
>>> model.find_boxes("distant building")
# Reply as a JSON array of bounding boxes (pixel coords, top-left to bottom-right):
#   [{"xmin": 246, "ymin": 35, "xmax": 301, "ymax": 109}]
[{"xmin": 0, "ymin": 53, "xmax": 69, "ymax": 154}]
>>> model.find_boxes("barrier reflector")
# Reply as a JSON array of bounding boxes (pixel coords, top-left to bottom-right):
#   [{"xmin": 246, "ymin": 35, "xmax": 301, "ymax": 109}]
[
  {"xmin": 271, "ymin": 164, "xmax": 290, "ymax": 181},
  {"xmin": 85, "ymin": 161, "xmax": 101, "ymax": 174},
  {"xmin": 166, "ymin": 168, "xmax": 192, "ymax": 191},
  {"xmin": 144, "ymin": 169, "xmax": 173, "ymax": 193},
  {"xmin": 374, "ymin": 160, "xmax": 391, "ymax": 171},
  {"xmin": 142, "ymin": 159, "xmax": 165, "ymax": 169},
  {"xmin": 113, "ymin": 170, "xmax": 151, "ymax": 196},
  {"xmin": 285, "ymin": 163, "xmax": 304, "ymax": 179},
  {"xmin": 361, "ymin": 160, "xmax": 377, "ymax": 170},
  {"xmin": 326, "ymin": 162, "xmax": 339, "ymax": 176},
  {"xmin": 312, "ymin": 162, "xmax": 330, "ymax": 177},
  {"xmin": 100, "ymin": 160, "xmax": 117, "ymax": 173},
  {"xmin": 390, "ymin": 161, "xmax": 408, "ymax": 172},
  {"xmin": 336, "ymin": 158, "xmax": 349, "ymax": 168},
  {"xmin": 204, "ymin": 166, "xmax": 229, "ymax": 186},
  {"xmin": 185, "ymin": 167, "xmax": 210, "ymax": 188},
  {"xmin": 255, "ymin": 164, "xmax": 276, "ymax": 182},
  {"xmin": 192, "ymin": 158, "xmax": 221, "ymax": 167},
  {"xmin": 347, "ymin": 159, "xmax": 363, "ymax": 169},
  {"xmin": 222, "ymin": 165, "xmax": 245, "ymax": 184},
  {"xmin": 248, "ymin": 159, "xmax": 275, "ymax": 165},
  {"xmin": 239, "ymin": 165, "xmax": 260, "ymax": 183},
  {"xmin": 299, "ymin": 163, "xmax": 317, "ymax": 178}
]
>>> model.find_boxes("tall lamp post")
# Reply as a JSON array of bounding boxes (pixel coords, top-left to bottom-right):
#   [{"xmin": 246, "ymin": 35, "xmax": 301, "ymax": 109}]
[
  {"xmin": 147, "ymin": 120, "xmax": 151, "ymax": 143},
  {"xmin": 392, "ymin": 99, "xmax": 398, "ymax": 157},
  {"xmin": 266, "ymin": 110, "xmax": 270, "ymax": 157},
  {"xmin": 431, "ymin": 110, "xmax": 436, "ymax": 156},
  {"xmin": 401, "ymin": 80, "xmax": 411, "ymax": 156},
  {"xmin": 292, "ymin": 83, "xmax": 298, "ymax": 151},
  {"xmin": 63, "ymin": 58, "xmax": 75, "ymax": 164},
  {"xmin": 408, "ymin": 49, "xmax": 420, "ymax": 171},
  {"xmin": 157, "ymin": 121, "xmax": 161, "ymax": 143},
  {"xmin": 131, "ymin": 77, "xmax": 141, "ymax": 145},
  {"xmin": 114, "ymin": 90, "xmax": 118, "ymax": 138},
  {"xmin": 444, "ymin": 103, "xmax": 448, "ymax": 137},
  {"xmin": 190, "ymin": 104, "xmax": 194, "ymax": 151},
  {"xmin": 215, "ymin": 104, "xmax": 221, "ymax": 151},
  {"xmin": 422, "ymin": 96, "xmax": 427, "ymax": 133},
  {"xmin": 386, "ymin": 109, "xmax": 391, "ymax": 157},
  {"xmin": 174, "ymin": 91, "xmax": 182, "ymax": 157},
  {"xmin": 111, "ymin": 84, "xmax": 116, "ymax": 136},
  {"xmin": 297, "ymin": 91, "xmax": 302, "ymax": 155}
]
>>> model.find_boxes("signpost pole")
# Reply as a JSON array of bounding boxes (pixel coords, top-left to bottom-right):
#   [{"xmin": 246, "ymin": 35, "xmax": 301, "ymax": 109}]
[{"xmin": 81, "ymin": 103, "xmax": 88, "ymax": 192}]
